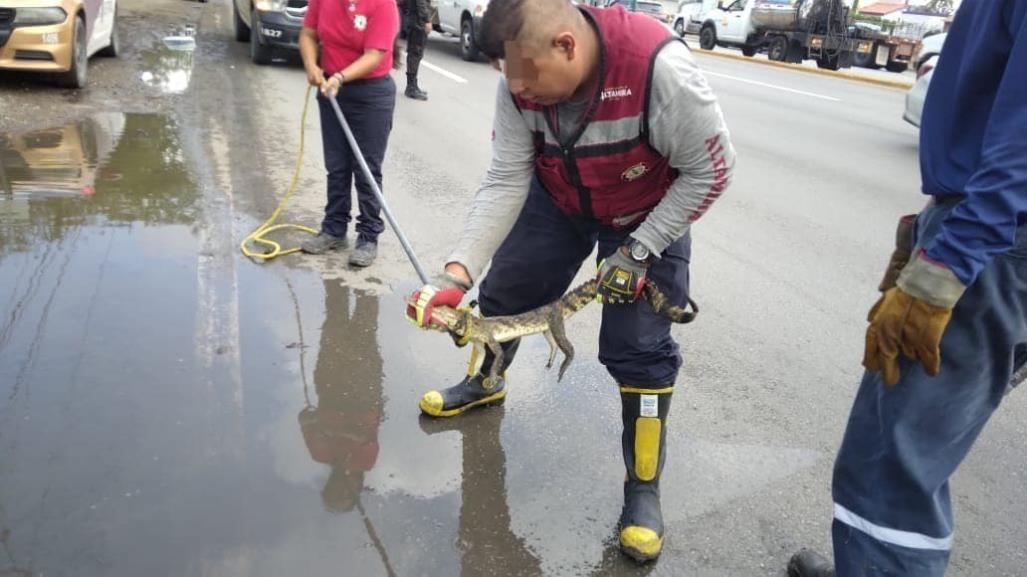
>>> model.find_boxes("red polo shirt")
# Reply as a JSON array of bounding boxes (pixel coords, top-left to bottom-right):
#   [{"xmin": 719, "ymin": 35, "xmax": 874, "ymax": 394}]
[{"xmin": 304, "ymin": 0, "xmax": 399, "ymax": 78}]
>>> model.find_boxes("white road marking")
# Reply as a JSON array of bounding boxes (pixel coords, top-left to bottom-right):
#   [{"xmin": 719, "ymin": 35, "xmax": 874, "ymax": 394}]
[
  {"xmin": 422, "ymin": 61, "xmax": 468, "ymax": 84},
  {"xmin": 702, "ymin": 70, "xmax": 841, "ymax": 102}
]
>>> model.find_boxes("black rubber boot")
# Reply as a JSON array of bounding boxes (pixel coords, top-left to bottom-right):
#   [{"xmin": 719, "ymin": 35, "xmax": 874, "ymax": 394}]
[
  {"xmin": 788, "ymin": 549, "xmax": 835, "ymax": 577},
  {"xmin": 405, "ymin": 74, "xmax": 428, "ymax": 101},
  {"xmin": 419, "ymin": 340, "xmax": 519, "ymax": 417},
  {"xmin": 618, "ymin": 386, "xmax": 673, "ymax": 563}
]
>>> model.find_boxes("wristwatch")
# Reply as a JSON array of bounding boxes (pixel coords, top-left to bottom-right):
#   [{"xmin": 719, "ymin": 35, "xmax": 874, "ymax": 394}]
[{"xmin": 626, "ymin": 239, "xmax": 653, "ymax": 264}]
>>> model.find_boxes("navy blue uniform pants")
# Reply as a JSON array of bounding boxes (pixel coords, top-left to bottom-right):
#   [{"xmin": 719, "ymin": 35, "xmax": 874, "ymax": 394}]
[
  {"xmin": 317, "ymin": 76, "xmax": 396, "ymax": 242},
  {"xmin": 478, "ymin": 178, "xmax": 691, "ymax": 387},
  {"xmin": 831, "ymin": 202, "xmax": 1027, "ymax": 576}
]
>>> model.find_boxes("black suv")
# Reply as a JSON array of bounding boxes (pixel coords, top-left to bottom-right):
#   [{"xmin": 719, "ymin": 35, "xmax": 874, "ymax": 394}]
[{"xmin": 233, "ymin": 0, "xmax": 308, "ymax": 64}]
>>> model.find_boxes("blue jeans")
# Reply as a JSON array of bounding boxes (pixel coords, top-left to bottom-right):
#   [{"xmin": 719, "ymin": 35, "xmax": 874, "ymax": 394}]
[
  {"xmin": 317, "ymin": 76, "xmax": 396, "ymax": 242},
  {"xmin": 831, "ymin": 202, "xmax": 1027, "ymax": 576},
  {"xmin": 477, "ymin": 178, "xmax": 691, "ymax": 387}
]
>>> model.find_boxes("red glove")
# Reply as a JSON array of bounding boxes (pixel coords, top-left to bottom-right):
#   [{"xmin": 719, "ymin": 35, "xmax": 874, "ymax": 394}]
[{"xmin": 406, "ymin": 273, "xmax": 472, "ymax": 328}]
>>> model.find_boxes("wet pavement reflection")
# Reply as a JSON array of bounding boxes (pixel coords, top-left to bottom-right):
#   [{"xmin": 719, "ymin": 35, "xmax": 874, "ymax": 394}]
[{"xmin": 0, "ymin": 114, "xmax": 545, "ymax": 576}]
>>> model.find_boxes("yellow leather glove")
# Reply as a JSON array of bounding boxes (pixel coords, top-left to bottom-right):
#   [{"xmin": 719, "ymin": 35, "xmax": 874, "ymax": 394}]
[{"xmin": 863, "ymin": 250, "xmax": 966, "ymax": 386}]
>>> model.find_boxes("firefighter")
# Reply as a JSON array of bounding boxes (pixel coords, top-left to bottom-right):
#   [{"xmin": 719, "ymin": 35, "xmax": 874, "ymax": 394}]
[
  {"xmin": 789, "ymin": 0, "xmax": 1027, "ymax": 574},
  {"xmin": 405, "ymin": 0, "xmax": 735, "ymax": 562},
  {"xmin": 299, "ymin": 0, "xmax": 400, "ymax": 266}
]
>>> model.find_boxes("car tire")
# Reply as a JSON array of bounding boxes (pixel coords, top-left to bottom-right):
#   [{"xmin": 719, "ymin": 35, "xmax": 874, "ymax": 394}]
[
  {"xmin": 699, "ymin": 25, "xmax": 716, "ymax": 50},
  {"xmin": 98, "ymin": 3, "xmax": 119, "ymax": 57},
  {"xmin": 768, "ymin": 36, "xmax": 788, "ymax": 61},
  {"xmin": 58, "ymin": 16, "xmax": 88, "ymax": 89},
  {"xmin": 741, "ymin": 45, "xmax": 757, "ymax": 57},
  {"xmin": 816, "ymin": 54, "xmax": 841, "ymax": 70},
  {"xmin": 885, "ymin": 60, "xmax": 908, "ymax": 73},
  {"xmin": 250, "ymin": 9, "xmax": 273, "ymax": 65},
  {"xmin": 673, "ymin": 18, "xmax": 685, "ymax": 36},
  {"xmin": 234, "ymin": 2, "xmax": 251, "ymax": 43},
  {"xmin": 460, "ymin": 18, "xmax": 480, "ymax": 62},
  {"xmin": 852, "ymin": 48, "xmax": 878, "ymax": 69}
]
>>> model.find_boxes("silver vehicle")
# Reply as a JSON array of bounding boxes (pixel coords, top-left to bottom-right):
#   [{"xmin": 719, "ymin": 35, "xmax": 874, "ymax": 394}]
[{"xmin": 903, "ymin": 55, "xmax": 937, "ymax": 128}]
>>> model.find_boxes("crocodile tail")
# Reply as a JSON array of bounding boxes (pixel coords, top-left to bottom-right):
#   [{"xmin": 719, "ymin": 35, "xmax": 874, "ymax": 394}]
[
  {"xmin": 558, "ymin": 279, "xmax": 600, "ymax": 316},
  {"xmin": 643, "ymin": 281, "xmax": 699, "ymax": 324}
]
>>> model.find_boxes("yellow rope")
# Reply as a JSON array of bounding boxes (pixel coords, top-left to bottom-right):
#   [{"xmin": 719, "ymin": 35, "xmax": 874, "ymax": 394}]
[{"xmin": 240, "ymin": 86, "xmax": 319, "ymax": 261}]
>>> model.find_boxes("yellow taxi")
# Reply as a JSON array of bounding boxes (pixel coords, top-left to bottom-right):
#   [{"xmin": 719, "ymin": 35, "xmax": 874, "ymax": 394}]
[{"xmin": 0, "ymin": 0, "xmax": 118, "ymax": 88}]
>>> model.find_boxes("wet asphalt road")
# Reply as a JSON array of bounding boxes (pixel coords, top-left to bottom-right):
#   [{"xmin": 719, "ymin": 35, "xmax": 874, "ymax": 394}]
[{"xmin": 1, "ymin": 1, "xmax": 1025, "ymax": 575}]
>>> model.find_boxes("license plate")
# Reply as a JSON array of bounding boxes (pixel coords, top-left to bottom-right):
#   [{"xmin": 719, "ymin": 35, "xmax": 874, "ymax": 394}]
[
  {"xmin": 261, "ymin": 27, "xmax": 282, "ymax": 38},
  {"xmin": 857, "ymin": 41, "xmax": 872, "ymax": 54},
  {"xmin": 875, "ymin": 45, "xmax": 890, "ymax": 66}
]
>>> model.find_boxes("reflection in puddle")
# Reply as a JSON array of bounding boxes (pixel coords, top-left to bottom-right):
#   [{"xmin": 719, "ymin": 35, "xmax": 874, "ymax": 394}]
[
  {"xmin": 0, "ymin": 114, "xmax": 198, "ymax": 255},
  {"xmin": 0, "ymin": 114, "xmax": 549, "ymax": 576},
  {"xmin": 140, "ymin": 39, "xmax": 195, "ymax": 95},
  {"xmin": 0, "ymin": 114, "xmax": 125, "ymax": 199}
]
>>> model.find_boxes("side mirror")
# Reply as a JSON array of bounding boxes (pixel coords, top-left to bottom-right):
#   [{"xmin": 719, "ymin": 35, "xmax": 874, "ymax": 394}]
[{"xmin": 717, "ymin": 1, "xmax": 725, "ymax": 9}]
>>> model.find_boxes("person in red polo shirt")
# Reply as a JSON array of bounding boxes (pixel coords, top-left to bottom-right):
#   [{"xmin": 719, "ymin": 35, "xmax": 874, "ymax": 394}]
[{"xmin": 299, "ymin": 0, "xmax": 400, "ymax": 267}]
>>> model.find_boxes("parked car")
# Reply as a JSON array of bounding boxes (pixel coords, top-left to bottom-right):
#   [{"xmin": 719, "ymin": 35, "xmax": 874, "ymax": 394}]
[
  {"xmin": 903, "ymin": 55, "xmax": 936, "ymax": 127},
  {"xmin": 0, "ymin": 0, "xmax": 119, "ymax": 88},
  {"xmin": 608, "ymin": 0, "xmax": 674, "ymax": 25},
  {"xmin": 432, "ymin": 0, "xmax": 491, "ymax": 61},
  {"xmin": 672, "ymin": 0, "xmax": 716, "ymax": 35},
  {"xmin": 233, "ymin": 0, "xmax": 307, "ymax": 65},
  {"xmin": 915, "ymin": 31, "xmax": 946, "ymax": 70}
]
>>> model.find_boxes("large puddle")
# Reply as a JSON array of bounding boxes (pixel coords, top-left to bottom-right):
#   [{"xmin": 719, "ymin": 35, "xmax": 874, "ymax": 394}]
[
  {"xmin": 0, "ymin": 114, "xmax": 554, "ymax": 576},
  {"xmin": 0, "ymin": 112, "xmax": 821, "ymax": 576}
]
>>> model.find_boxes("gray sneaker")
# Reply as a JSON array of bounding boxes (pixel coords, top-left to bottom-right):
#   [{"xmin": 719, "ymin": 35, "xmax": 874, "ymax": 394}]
[
  {"xmin": 301, "ymin": 233, "xmax": 347, "ymax": 255},
  {"xmin": 349, "ymin": 239, "xmax": 377, "ymax": 267}
]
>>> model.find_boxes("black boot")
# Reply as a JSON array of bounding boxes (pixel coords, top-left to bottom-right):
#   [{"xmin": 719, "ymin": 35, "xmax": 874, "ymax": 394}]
[
  {"xmin": 618, "ymin": 386, "xmax": 673, "ymax": 563},
  {"xmin": 405, "ymin": 74, "xmax": 428, "ymax": 101},
  {"xmin": 419, "ymin": 340, "xmax": 519, "ymax": 417},
  {"xmin": 788, "ymin": 549, "xmax": 835, "ymax": 577}
]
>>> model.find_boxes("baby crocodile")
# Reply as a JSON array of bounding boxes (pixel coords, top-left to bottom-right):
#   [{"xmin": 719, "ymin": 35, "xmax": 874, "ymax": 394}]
[{"xmin": 419, "ymin": 279, "xmax": 698, "ymax": 384}]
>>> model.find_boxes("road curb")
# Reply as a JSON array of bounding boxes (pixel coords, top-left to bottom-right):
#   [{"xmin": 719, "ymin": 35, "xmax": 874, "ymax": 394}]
[{"xmin": 693, "ymin": 48, "xmax": 915, "ymax": 90}]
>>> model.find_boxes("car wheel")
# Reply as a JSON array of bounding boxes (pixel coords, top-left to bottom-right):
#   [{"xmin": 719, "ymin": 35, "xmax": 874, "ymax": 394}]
[
  {"xmin": 699, "ymin": 25, "xmax": 716, "ymax": 50},
  {"xmin": 853, "ymin": 48, "xmax": 878, "ymax": 69},
  {"xmin": 741, "ymin": 45, "xmax": 757, "ymax": 57},
  {"xmin": 234, "ymin": 2, "xmax": 251, "ymax": 43},
  {"xmin": 885, "ymin": 60, "xmax": 908, "ymax": 73},
  {"xmin": 58, "ymin": 16, "xmax": 88, "ymax": 88},
  {"xmin": 98, "ymin": 3, "xmax": 119, "ymax": 57},
  {"xmin": 250, "ymin": 9, "xmax": 273, "ymax": 65},
  {"xmin": 460, "ymin": 18, "xmax": 480, "ymax": 62},
  {"xmin": 768, "ymin": 36, "xmax": 788, "ymax": 62},
  {"xmin": 816, "ymin": 54, "xmax": 841, "ymax": 70},
  {"xmin": 673, "ymin": 18, "xmax": 685, "ymax": 36}
]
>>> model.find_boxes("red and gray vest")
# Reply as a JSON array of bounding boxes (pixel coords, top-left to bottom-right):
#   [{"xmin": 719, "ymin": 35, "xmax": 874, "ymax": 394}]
[{"xmin": 514, "ymin": 5, "xmax": 684, "ymax": 227}]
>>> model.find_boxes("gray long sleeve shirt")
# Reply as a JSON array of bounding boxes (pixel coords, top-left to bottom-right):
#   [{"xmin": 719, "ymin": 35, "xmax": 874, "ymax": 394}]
[{"xmin": 447, "ymin": 40, "xmax": 736, "ymax": 283}]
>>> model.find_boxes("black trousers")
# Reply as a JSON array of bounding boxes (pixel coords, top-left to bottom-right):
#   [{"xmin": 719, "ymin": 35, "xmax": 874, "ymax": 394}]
[
  {"xmin": 316, "ymin": 76, "xmax": 396, "ymax": 242},
  {"xmin": 406, "ymin": 23, "xmax": 427, "ymax": 79}
]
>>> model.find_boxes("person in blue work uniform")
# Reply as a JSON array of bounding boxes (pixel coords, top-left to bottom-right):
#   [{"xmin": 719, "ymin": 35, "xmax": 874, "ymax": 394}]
[{"xmin": 789, "ymin": 0, "xmax": 1027, "ymax": 575}]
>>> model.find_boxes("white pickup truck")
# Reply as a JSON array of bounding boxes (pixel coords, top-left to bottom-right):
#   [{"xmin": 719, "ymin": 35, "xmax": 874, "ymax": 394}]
[
  {"xmin": 432, "ymin": 0, "xmax": 491, "ymax": 61},
  {"xmin": 698, "ymin": 0, "xmax": 856, "ymax": 70}
]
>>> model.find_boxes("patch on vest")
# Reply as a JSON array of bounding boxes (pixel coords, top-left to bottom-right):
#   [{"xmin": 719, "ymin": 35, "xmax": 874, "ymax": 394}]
[
  {"xmin": 621, "ymin": 162, "xmax": 649, "ymax": 182},
  {"xmin": 601, "ymin": 86, "xmax": 633, "ymax": 101}
]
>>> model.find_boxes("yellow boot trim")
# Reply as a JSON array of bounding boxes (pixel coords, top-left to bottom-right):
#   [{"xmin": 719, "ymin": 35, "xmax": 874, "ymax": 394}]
[
  {"xmin": 418, "ymin": 389, "xmax": 507, "ymax": 418},
  {"xmin": 619, "ymin": 526, "xmax": 663, "ymax": 561},
  {"xmin": 619, "ymin": 385, "xmax": 674, "ymax": 395},
  {"xmin": 634, "ymin": 417, "xmax": 661, "ymax": 481}
]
